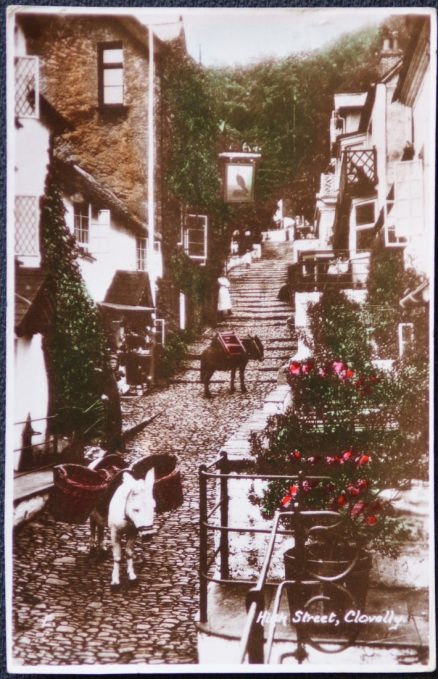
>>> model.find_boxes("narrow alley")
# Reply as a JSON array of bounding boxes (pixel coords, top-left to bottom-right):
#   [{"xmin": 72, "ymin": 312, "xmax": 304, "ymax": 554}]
[{"xmin": 12, "ymin": 241, "xmax": 295, "ymax": 666}]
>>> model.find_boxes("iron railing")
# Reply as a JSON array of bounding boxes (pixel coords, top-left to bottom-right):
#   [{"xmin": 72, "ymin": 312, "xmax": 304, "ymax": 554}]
[
  {"xmin": 14, "ymin": 414, "xmax": 60, "ymax": 473},
  {"xmin": 199, "ymin": 453, "xmax": 300, "ymax": 624}
]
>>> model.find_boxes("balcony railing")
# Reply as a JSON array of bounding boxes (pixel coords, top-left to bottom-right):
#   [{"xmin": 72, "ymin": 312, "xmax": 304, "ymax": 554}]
[
  {"xmin": 15, "ymin": 56, "xmax": 40, "ymax": 119},
  {"xmin": 341, "ymin": 148, "xmax": 377, "ymax": 192},
  {"xmin": 292, "ymin": 252, "xmax": 356, "ymax": 292}
]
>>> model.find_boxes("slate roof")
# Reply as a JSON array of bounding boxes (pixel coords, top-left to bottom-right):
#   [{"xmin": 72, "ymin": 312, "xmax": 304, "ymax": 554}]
[
  {"xmin": 103, "ymin": 271, "xmax": 154, "ymax": 309},
  {"xmin": 54, "ymin": 158, "xmax": 149, "ymax": 238}
]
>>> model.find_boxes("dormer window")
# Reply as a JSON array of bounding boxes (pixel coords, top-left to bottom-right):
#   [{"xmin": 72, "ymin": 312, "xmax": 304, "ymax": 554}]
[{"xmin": 98, "ymin": 42, "xmax": 124, "ymax": 107}]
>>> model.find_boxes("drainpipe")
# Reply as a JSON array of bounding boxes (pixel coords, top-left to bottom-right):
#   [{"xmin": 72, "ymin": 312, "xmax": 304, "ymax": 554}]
[
  {"xmin": 148, "ymin": 25, "xmax": 157, "ymax": 385},
  {"xmin": 148, "ymin": 24, "xmax": 156, "ymax": 306}
]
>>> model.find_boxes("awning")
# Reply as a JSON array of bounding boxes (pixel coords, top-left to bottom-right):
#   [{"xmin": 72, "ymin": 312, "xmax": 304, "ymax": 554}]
[
  {"xmin": 15, "ymin": 267, "xmax": 54, "ymax": 337},
  {"xmin": 104, "ymin": 270, "xmax": 154, "ymax": 309}
]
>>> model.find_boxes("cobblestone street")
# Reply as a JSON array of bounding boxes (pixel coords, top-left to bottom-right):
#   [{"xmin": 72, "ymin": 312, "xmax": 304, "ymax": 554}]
[{"xmin": 12, "ymin": 242, "xmax": 296, "ymax": 666}]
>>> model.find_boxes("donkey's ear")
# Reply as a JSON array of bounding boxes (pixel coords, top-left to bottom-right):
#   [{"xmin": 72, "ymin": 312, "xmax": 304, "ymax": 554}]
[
  {"xmin": 144, "ymin": 467, "xmax": 155, "ymax": 491},
  {"xmin": 122, "ymin": 471, "xmax": 136, "ymax": 489}
]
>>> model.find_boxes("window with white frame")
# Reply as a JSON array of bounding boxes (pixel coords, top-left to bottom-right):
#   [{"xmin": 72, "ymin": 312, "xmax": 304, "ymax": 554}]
[
  {"xmin": 385, "ymin": 160, "xmax": 424, "ymax": 248},
  {"xmin": 15, "ymin": 195, "xmax": 39, "ymax": 256},
  {"xmin": 136, "ymin": 237, "xmax": 147, "ymax": 271},
  {"xmin": 74, "ymin": 203, "xmax": 90, "ymax": 247},
  {"xmin": 89, "ymin": 209, "xmax": 110, "ymax": 254},
  {"xmin": 98, "ymin": 43, "xmax": 124, "ymax": 107},
  {"xmin": 183, "ymin": 214, "xmax": 208, "ymax": 263},
  {"xmin": 154, "ymin": 318, "xmax": 166, "ymax": 345},
  {"xmin": 354, "ymin": 199, "xmax": 376, "ymax": 250},
  {"xmin": 398, "ymin": 322, "xmax": 414, "ymax": 358}
]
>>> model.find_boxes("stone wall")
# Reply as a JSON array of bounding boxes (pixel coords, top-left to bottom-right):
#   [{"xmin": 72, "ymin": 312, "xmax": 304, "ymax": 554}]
[{"xmin": 27, "ymin": 15, "xmax": 154, "ymax": 224}]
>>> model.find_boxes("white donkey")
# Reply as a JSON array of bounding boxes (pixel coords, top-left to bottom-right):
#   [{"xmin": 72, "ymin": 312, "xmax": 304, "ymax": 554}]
[{"xmin": 89, "ymin": 468, "xmax": 156, "ymax": 590}]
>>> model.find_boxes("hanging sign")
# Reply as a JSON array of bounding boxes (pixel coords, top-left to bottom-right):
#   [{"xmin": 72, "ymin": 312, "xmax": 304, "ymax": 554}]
[{"xmin": 219, "ymin": 151, "xmax": 261, "ymax": 204}]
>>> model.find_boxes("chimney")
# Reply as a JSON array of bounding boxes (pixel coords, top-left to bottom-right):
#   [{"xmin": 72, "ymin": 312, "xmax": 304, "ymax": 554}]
[{"xmin": 378, "ymin": 29, "xmax": 403, "ymax": 77}]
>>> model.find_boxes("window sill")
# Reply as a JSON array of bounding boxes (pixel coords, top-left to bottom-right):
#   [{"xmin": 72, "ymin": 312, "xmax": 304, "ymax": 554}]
[{"xmin": 98, "ymin": 104, "xmax": 129, "ymax": 117}]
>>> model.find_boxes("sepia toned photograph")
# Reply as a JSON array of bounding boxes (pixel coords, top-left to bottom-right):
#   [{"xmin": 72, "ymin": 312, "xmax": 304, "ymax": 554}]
[{"xmin": 5, "ymin": 6, "xmax": 435, "ymax": 672}]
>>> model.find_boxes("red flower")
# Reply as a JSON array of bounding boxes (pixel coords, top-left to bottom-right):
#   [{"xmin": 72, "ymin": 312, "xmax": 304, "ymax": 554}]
[
  {"xmin": 342, "ymin": 450, "xmax": 353, "ymax": 462},
  {"xmin": 337, "ymin": 494, "xmax": 347, "ymax": 506},
  {"xmin": 365, "ymin": 515, "xmax": 377, "ymax": 526},
  {"xmin": 351, "ymin": 501, "xmax": 366, "ymax": 518},
  {"xmin": 358, "ymin": 454, "xmax": 370, "ymax": 466},
  {"xmin": 289, "ymin": 449, "xmax": 301, "ymax": 461},
  {"xmin": 301, "ymin": 360, "xmax": 314, "ymax": 375},
  {"xmin": 347, "ymin": 484, "xmax": 360, "ymax": 496},
  {"xmin": 332, "ymin": 360, "xmax": 347, "ymax": 376},
  {"xmin": 280, "ymin": 485, "xmax": 299, "ymax": 508},
  {"xmin": 289, "ymin": 361, "xmax": 301, "ymax": 376},
  {"xmin": 356, "ymin": 479, "xmax": 369, "ymax": 489},
  {"xmin": 344, "ymin": 368, "xmax": 355, "ymax": 380}
]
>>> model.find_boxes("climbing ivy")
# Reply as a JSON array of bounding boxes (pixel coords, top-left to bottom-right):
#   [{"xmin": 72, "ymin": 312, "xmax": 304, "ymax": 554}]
[
  {"xmin": 161, "ymin": 41, "xmax": 220, "ymax": 210},
  {"xmin": 40, "ymin": 142, "xmax": 114, "ymax": 439},
  {"xmin": 159, "ymin": 41, "xmax": 231, "ymax": 327}
]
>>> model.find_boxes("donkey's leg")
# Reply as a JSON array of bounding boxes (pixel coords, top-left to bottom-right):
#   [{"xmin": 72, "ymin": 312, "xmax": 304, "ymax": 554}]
[
  {"xmin": 239, "ymin": 366, "xmax": 247, "ymax": 393},
  {"xmin": 110, "ymin": 525, "xmax": 122, "ymax": 589},
  {"xmin": 126, "ymin": 533, "xmax": 137, "ymax": 584},
  {"xmin": 89, "ymin": 515, "xmax": 97, "ymax": 557},
  {"xmin": 203, "ymin": 370, "xmax": 214, "ymax": 398},
  {"xmin": 230, "ymin": 367, "xmax": 236, "ymax": 393}
]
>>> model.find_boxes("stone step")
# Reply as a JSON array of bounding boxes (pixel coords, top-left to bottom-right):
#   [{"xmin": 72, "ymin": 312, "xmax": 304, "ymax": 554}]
[{"xmin": 220, "ymin": 314, "xmax": 291, "ymax": 321}]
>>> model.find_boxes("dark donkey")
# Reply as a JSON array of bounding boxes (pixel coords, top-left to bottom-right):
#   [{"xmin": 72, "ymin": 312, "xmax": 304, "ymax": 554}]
[{"xmin": 200, "ymin": 334, "xmax": 264, "ymax": 398}]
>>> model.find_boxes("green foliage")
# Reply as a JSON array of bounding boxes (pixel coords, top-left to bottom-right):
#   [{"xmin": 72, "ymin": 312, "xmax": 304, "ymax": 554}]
[
  {"xmin": 208, "ymin": 25, "xmax": 383, "ymax": 218},
  {"xmin": 250, "ymin": 288, "xmax": 427, "ymax": 557},
  {"xmin": 161, "ymin": 42, "xmax": 220, "ymax": 210},
  {"xmin": 305, "ymin": 290, "xmax": 373, "ymax": 370},
  {"xmin": 366, "ymin": 237, "xmax": 405, "ymax": 357},
  {"xmin": 41, "ymin": 146, "xmax": 112, "ymax": 438},
  {"xmin": 170, "ymin": 250, "xmax": 214, "ymax": 307},
  {"xmin": 154, "ymin": 329, "xmax": 192, "ymax": 380},
  {"xmin": 160, "ymin": 42, "xmax": 232, "ymax": 319}
]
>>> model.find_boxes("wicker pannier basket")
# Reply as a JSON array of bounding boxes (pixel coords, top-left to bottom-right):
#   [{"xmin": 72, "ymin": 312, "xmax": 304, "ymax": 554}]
[
  {"xmin": 49, "ymin": 464, "xmax": 110, "ymax": 524},
  {"xmin": 131, "ymin": 454, "xmax": 183, "ymax": 513}
]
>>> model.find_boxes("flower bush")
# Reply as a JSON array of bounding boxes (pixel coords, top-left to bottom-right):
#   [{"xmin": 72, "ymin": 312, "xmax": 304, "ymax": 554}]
[
  {"xmin": 257, "ymin": 445, "xmax": 411, "ymax": 558},
  {"xmin": 250, "ymin": 289, "xmax": 426, "ymax": 559}
]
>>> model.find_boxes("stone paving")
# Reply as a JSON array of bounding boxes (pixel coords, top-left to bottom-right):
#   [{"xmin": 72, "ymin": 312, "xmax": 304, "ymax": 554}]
[{"xmin": 12, "ymin": 241, "xmax": 297, "ymax": 667}]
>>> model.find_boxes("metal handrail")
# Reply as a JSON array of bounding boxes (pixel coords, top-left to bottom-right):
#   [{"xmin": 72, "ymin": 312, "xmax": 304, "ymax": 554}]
[
  {"xmin": 239, "ymin": 506, "xmax": 343, "ymax": 663},
  {"xmin": 239, "ymin": 510, "xmax": 282, "ymax": 663},
  {"xmin": 198, "ymin": 460, "xmax": 335, "ymax": 625}
]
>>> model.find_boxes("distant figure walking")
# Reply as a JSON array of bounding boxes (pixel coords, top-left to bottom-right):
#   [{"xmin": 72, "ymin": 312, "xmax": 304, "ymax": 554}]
[{"xmin": 217, "ymin": 273, "xmax": 232, "ymax": 320}]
